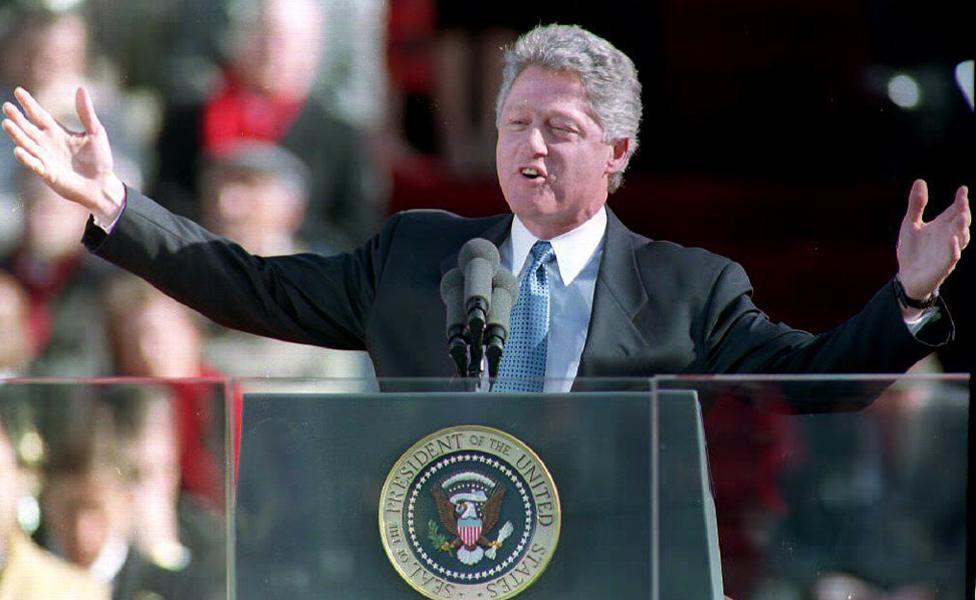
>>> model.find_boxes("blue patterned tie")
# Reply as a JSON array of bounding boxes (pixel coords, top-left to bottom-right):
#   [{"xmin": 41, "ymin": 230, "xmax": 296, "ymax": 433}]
[{"xmin": 494, "ymin": 241, "xmax": 555, "ymax": 392}]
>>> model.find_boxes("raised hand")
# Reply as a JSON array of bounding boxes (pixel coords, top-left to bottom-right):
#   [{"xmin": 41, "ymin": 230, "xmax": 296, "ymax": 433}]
[
  {"xmin": 896, "ymin": 179, "xmax": 971, "ymax": 301},
  {"xmin": 1, "ymin": 86, "xmax": 124, "ymax": 222}
]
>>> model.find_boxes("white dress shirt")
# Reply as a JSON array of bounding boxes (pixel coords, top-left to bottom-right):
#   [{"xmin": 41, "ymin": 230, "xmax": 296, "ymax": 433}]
[{"xmin": 497, "ymin": 208, "xmax": 608, "ymax": 392}]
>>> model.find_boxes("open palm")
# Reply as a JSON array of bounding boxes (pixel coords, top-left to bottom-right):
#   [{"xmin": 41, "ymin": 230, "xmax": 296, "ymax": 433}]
[
  {"xmin": 896, "ymin": 180, "xmax": 971, "ymax": 300},
  {"xmin": 1, "ymin": 86, "xmax": 123, "ymax": 216}
]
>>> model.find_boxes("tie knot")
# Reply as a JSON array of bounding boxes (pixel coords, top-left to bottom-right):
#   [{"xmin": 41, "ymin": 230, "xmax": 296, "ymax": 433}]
[{"xmin": 529, "ymin": 241, "xmax": 554, "ymax": 268}]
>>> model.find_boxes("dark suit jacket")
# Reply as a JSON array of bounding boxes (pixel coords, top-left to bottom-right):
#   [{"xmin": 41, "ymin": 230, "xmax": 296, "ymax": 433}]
[{"xmin": 82, "ymin": 190, "xmax": 951, "ymax": 387}]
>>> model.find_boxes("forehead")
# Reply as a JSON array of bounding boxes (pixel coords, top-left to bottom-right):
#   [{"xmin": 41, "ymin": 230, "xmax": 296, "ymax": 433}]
[{"xmin": 501, "ymin": 66, "xmax": 595, "ymax": 117}]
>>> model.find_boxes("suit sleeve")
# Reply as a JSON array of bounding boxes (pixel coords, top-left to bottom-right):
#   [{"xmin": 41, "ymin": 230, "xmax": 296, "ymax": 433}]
[
  {"xmin": 702, "ymin": 261, "xmax": 953, "ymax": 375},
  {"xmin": 83, "ymin": 188, "xmax": 399, "ymax": 350}
]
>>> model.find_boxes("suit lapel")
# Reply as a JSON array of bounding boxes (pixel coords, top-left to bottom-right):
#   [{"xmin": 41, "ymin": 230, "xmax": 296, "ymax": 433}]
[{"xmin": 576, "ymin": 209, "xmax": 654, "ymax": 381}]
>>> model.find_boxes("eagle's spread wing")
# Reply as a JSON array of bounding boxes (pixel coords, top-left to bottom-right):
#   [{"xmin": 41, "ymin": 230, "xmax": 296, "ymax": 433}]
[
  {"xmin": 481, "ymin": 485, "xmax": 506, "ymax": 533},
  {"xmin": 431, "ymin": 487, "xmax": 458, "ymax": 535}
]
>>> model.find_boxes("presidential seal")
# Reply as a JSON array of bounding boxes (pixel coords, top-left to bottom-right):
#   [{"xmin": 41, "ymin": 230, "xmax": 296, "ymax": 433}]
[{"xmin": 379, "ymin": 426, "xmax": 560, "ymax": 600}]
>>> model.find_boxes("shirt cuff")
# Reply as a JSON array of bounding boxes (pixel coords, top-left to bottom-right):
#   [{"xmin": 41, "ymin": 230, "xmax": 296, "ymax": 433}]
[
  {"xmin": 903, "ymin": 306, "xmax": 939, "ymax": 336},
  {"xmin": 91, "ymin": 196, "xmax": 126, "ymax": 233}
]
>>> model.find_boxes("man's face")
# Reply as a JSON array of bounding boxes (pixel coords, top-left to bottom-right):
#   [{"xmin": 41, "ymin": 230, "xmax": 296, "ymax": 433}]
[
  {"xmin": 204, "ymin": 168, "xmax": 304, "ymax": 254},
  {"xmin": 233, "ymin": 0, "xmax": 322, "ymax": 99},
  {"xmin": 496, "ymin": 66, "xmax": 624, "ymax": 239},
  {"xmin": 44, "ymin": 471, "xmax": 131, "ymax": 568},
  {"xmin": 116, "ymin": 298, "xmax": 201, "ymax": 378}
]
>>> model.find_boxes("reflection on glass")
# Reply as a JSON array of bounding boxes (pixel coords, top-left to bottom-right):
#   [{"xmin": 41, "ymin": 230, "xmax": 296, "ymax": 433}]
[{"xmin": 659, "ymin": 373, "xmax": 969, "ymax": 600}]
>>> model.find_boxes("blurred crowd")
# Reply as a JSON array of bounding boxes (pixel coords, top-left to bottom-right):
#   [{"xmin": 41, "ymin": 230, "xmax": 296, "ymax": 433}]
[
  {"xmin": 0, "ymin": 0, "xmax": 969, "ymax": 599},
  {"xmin": 1, "ymin": 384, "xmax": 227, "ymax": 599}
]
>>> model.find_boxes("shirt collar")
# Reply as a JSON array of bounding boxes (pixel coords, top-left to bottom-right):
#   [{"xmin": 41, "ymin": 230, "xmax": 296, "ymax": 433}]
[
  {"xmin": 510, "ymin": 208, "xmax": 608, "ymax": 285},
  {"xmin": 88, "ymin": 536, "xmax": 130, "ymax": 583}
]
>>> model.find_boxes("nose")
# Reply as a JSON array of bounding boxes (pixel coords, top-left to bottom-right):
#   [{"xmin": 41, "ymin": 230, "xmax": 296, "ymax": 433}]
[{"xmin": 526, "ymin": 127, "xmax": 547, "ymax": 156}]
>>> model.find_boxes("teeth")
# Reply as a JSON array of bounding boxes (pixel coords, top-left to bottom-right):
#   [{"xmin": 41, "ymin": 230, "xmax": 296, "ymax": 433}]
[{"xmin": 521, "ymin": 168, "xmax": 540, "ymax": 178}]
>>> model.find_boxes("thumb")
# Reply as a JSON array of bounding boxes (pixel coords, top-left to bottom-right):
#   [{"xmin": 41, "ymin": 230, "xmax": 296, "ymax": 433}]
[{"xmin": 75, "ymin": 86, "xmax": 103, "ymax": 135}]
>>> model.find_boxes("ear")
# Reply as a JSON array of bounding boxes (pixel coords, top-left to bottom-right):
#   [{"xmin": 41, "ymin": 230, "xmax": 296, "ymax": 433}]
[{"xmin": 606, "ymin": 138, "xmax": 630, "ymax": 175}]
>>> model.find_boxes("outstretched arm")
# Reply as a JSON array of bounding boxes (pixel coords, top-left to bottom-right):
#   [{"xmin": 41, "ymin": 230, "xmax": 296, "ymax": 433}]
[
  {"xmin": 896, "ymin": 179, "xmax": 970, "ymax": 318},
  {"xmin": 1, "ymin": 86, "xmax": 125, "ymax": 225}
]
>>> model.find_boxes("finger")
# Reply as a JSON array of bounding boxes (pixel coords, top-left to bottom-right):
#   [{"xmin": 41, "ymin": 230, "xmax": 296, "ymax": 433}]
[
  {"xmin": 2, "ymin": 119, "xmax": 46, "ymax": 159},
  {"xmin": 960, "ymin": 214, "xmax": 971, "ymax": 248},
  {"xmin": 13, "ymin": 147, "xmax": 46, "ymax": 179},
  {"xmin": 14, "ymin": 86, "xmax": 57, "ymax": 130},
  {"xmin": 956, "ymin": 185, "xmax": 970, "ymax": 218},
  {"xmin": 75, "ymin": 86, "xmax": 103, "ymax": 136},
  {"xmin": 903, "ymin": 179, "xmax": 928, "ymax": 226},
  {"xmin": 2, "ymin": 102, "xmax": 45, "ymax": 142}
]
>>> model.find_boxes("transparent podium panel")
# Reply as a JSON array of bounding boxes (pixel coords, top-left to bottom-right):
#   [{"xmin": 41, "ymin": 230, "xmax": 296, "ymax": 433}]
[
  {"xmin": 231, "ymin": 377, "xmax": 658, "ymax": 600},
  {"xmin": 0, "ymin": 377, "xmax": 231, "ymax": 600},
  {"xmin": 654, "ymin": 374, "xmax": 971, "ymax": 600}
]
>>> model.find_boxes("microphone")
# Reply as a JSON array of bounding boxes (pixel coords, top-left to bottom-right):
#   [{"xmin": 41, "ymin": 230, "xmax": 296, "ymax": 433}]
[
  {"xmin": 485, "ymin": 269, "xmax": 518, "ymax": 379},
  {"xmin": 439, "ymin": 267, "xmax": 469, "ymax": 377},
  {"xmin": 457, "ymin": 239, "xmax": 500, "ymax": 354}
]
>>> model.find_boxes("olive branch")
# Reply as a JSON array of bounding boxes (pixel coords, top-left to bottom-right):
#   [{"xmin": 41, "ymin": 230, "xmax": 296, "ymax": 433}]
[{"xmin": 427, "ymin": 520, "xmax": 452, "ymax": 555}]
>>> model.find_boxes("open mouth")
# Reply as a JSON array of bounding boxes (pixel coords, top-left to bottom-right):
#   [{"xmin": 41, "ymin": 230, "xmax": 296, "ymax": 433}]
[{"xmin": 520, "ymin": 167, "xmax": 544, "ymax": 179}]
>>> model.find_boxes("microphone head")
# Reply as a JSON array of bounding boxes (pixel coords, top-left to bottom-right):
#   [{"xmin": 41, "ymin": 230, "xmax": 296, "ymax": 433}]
[
  {"xmin": 458, "ymin": 239, "xmax": 499, "ymax": 314},
  {"xmin": 487, "ymin": 269, "xmax": 518, "ymax": 331},
  {"xmin": 458, "ymin": 238, "xmax": 500, "ymax": 271},
  {"xmin": 492, "ymin": 269, "xmax": 519, "ymax": 299},
  {"xmin": 439, "ymin": 267, "xmax": 465, "ymax": 303}
]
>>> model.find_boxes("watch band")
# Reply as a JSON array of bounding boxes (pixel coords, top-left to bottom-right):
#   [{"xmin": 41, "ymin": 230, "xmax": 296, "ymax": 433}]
[{"xmin": 893, "ymin": 277, "xmax": 938, "ymax": 310}]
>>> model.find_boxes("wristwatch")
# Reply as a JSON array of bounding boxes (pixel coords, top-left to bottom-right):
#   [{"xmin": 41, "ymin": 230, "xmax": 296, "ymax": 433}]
[{"xmin": 893, "ymin": 277, "xmax": 938, "ymax": 310}]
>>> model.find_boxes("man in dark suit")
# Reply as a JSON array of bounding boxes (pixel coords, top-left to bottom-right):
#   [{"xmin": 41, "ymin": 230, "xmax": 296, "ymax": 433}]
[{"xmin": 0, "ymin": 25, "xmax": 970, "ymax": 389}]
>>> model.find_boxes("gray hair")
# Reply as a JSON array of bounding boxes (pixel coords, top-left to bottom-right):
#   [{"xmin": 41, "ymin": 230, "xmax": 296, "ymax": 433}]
[{"xmin": 495, "ymin": 24, "xmax": 642, "ymax": 193}]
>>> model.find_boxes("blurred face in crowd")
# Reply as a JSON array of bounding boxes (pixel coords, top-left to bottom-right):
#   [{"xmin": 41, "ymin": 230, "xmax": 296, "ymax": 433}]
[
  {"xmin": 130, "ymin": 399, "xmax": 180, "ymax": 503},
  {"xmin": 496, "ymin": 67, "xmax": 628, "ymax": 239},
  {"xmin": 0, "ymin": 425, "xmax": 24, "ymax": 542},
  {"xmin": 22, "ymin": 176, "xmax": 90, "ymax": 261},
  {"xmin": 128, "ymin": 396, "xmax": 182, "ymax": 553},
  {"xmin": 1, "ymin": 13, "xmax": 87, "ymax": 93},
  {"xmin": 114, "ymin": 297, "xmax": 202, "ymax": 378},
  {"xmin": 231, "ymin": 0, "xmax": 323, "ymax": 99},
  {"xmin": 44, "ymin": 468, "xmax": 132, "ymax": 568},
  {"xmin": 203, "ymin": 167, "xmax": 305, "ymax": 255}
]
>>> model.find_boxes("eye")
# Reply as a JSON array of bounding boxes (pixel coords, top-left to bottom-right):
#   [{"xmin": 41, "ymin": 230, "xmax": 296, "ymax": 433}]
[{"xmin": 549, "ymin": 123, "xmax": 578, "ymax": 137}]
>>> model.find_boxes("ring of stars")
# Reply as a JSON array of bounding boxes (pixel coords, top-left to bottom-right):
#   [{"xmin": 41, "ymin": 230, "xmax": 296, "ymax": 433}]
[{"xmin": 405, "ymin": 452, "xmax": 535, "ymax": 583}]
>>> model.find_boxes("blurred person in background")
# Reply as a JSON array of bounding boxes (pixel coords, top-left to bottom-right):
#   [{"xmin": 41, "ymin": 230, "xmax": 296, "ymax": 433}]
[
  {"xmin": 0, "ymin": 270, "xmax": 33, "ymax": 377},
  {"xmin": 757, "ymin": 358, "xmax": 967, "ymax": 600},
  {"xmin": 105, "ymin": 387, "xmax": 225, "ymax": 599},
  {"xmin": 0, "ymin": 2, "xmax": 150, "ymax": 254},
  {"xmin": 153, "ymin": 0, "xmax": 385, "ymax": 253},
  {"xmin": 40, "ymin": 396, "xmax": 213, "ymax": 600},
  {"xmin": 0, "ymin": 405, "xmax": 108, "ymax": 600},
  {"xmin": 198, "ymin": 141, "xmax": 373, "ymax": 381},
  {"xmin": 0, "ymin": 169, "xmax": 116, "ymax": 376},
  {"xmin": 103, "ymin": 275, "xmax": 238, "ymax": 508},
  {"xmin": 200, "ymin": 141, "xmax": 310, "ymax": 257}
]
